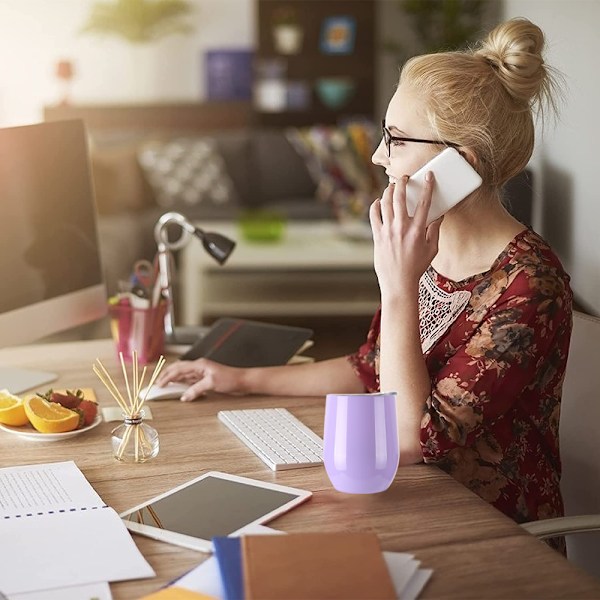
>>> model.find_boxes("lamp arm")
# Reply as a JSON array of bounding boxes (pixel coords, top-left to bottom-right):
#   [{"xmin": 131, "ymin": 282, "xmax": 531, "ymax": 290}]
[
  {"xmin": 154, "ymin": 211, "xmax": 196, "ymax": 251},
  {"xmin": 154, "ymin": 212, "xmax": 193, "ymax": 339},
  {"xmin": 153, "ymin": 212, "xmax": 235, "ymax": 342},
  {"xmin": 156, "ymin": 240, "xmax": 175, "ymax": 338}
]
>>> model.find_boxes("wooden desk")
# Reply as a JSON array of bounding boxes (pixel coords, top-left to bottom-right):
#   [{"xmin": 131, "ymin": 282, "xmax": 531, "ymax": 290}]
[{"xmin": 1, "ymin": 340, "xmax": 599, "ymax": 599}]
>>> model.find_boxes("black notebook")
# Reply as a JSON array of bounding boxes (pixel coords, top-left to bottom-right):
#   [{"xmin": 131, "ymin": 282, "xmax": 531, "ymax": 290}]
[{"xmin": 180, "ymin": 318, "xmax": 313, "ymax": 367}]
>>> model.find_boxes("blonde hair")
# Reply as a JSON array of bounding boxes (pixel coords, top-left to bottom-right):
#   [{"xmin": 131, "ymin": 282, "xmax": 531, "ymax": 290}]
[{"xmin": 400, "ymin": 18, "xmax": 562, "ymax": 187}]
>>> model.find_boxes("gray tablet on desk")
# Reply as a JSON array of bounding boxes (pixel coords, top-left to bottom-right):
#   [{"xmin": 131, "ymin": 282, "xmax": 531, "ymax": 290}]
[{"xmin": 119, "ymin": 471, "xmax": 311, "ymax": 552}]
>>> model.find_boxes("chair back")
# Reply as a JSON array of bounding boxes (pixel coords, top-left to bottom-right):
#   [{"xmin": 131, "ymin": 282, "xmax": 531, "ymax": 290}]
[{"xmin": 560, "ymin": 311, "xmax": 600, "ymax": 577}]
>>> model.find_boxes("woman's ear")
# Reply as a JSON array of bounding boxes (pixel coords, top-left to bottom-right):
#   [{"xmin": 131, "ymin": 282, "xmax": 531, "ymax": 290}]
[{"xmin": 458, "ymin": 148, "xmax": 479, "ymax": 170}]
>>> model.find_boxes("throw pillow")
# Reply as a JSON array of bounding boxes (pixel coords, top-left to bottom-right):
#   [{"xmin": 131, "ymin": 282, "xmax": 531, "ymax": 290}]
[
  {"xmin": 138, "ymin": 138, "xmax": 239, "ymax": 214},
  {"xmin": 90, "ymin": 138, "xmax": 155, "ymax": 215},
  {"xmin": 286, "ymin": 122, "xmax": 385, "ymax": 222}
]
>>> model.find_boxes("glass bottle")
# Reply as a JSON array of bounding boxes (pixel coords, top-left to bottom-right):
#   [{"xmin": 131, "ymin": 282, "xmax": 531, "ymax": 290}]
[{"xmin": 111, "ymin": 411, "xmax": 159, "ymax": 463}]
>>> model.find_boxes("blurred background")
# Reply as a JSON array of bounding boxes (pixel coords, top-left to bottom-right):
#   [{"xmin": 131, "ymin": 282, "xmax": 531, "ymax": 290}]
[{"xmin": 0, "ymin": 0, "xmax": 597, "ymax": 355}]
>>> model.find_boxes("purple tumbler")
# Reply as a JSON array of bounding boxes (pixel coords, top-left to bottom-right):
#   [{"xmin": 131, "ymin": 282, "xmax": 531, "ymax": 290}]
[{"xmin": 324, "ymin": 393, "xmax": 399, "ymax": 494}]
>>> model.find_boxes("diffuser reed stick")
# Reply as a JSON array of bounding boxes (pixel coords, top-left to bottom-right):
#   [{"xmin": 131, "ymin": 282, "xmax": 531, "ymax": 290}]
[{"xmin": 94, "ymin": 351, "xmax": 165, "ymax": 462}]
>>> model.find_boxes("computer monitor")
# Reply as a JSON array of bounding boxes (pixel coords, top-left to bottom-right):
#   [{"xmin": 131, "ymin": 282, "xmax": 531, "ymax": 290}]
[{"xmin": 0, "ymin": 119, "xmax": 107, "ymax": 392}]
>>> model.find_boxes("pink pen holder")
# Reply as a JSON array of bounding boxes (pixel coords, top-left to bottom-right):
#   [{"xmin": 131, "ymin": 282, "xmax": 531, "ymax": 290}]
[{"xmin": 109, "ymin": 301, "xmax": 167, "ymax": 365}]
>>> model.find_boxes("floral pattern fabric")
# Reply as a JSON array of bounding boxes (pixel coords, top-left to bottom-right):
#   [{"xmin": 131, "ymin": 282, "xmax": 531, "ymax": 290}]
[{"xmin": 348, "ymin": 229, "xmax": 573, "ymax": 536}]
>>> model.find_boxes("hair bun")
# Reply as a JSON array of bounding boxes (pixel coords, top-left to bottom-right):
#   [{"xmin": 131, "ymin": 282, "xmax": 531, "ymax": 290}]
[{"xmin": 476, "ymin": 17, "xmax": 547, "ymax": 106}]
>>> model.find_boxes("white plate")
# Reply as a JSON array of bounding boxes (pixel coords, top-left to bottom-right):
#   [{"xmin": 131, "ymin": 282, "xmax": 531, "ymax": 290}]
[{"xmin": 0, "ymin": 414, "xmax": 103, "ymax": 442}]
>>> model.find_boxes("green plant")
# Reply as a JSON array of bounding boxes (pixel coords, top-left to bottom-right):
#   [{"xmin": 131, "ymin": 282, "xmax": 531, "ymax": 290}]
[
  {"xmin": 385, "ymin": 0, "xmax": 487, "ymax": 61},
  {"xmin": 271, "ymin": 6, "xmax": 299, "ymax": 27},
  {"xmin": 81, "ymin": 0, "xmax": 194, "ymax": 44}
]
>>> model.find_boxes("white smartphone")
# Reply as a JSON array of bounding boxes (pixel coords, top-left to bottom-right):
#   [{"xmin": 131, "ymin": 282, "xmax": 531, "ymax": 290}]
[{"xmin": 405, "ymin": 147, "xmax": 483, "ymax": 224}]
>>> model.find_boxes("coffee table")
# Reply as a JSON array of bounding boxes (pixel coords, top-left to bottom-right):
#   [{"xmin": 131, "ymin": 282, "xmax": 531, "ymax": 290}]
[{"xmin": 179, "ymin": 220, "xmax": 378, "ymax": 325}]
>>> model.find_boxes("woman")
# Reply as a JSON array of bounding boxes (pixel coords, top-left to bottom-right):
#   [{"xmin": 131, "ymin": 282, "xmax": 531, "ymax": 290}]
[{"xmin": 157, "ymin": 18, "xmax": 572, "ymax": 533}]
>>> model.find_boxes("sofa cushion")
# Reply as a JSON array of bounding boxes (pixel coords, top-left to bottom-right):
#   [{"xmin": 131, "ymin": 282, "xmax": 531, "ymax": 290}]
[
  {"xmin": 285, "ymin": 123, "xmax": 385, "ymax": 222},
  {"xmin": 211, "ymin": 131, "xmax": 253, "ymax": 205},
  {"xmin": 251, "ymin": 131, "xmax": 317, "ymax": 206},
  {"xmin": 138, "ymin": 138, "xmax": 240, "ymax": 218},
  {"xmin": 90, "ymin": 139, "xmax": 155, "ymax": 215}
]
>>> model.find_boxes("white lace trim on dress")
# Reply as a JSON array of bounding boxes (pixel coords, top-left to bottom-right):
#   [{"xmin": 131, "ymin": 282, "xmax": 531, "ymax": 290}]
[{"xmin": 419, "ymin": 270, "xmax": 471, "ymax": 353}]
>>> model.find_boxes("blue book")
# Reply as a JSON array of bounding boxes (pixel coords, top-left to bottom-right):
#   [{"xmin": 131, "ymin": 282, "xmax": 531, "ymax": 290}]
[
  {"xmin": 205, "ymin": 50, "xmax": 253, "ymax": 101},
  {"xmin": 212, "ymin": 536, "xmax": 244, "ymax": 600}
]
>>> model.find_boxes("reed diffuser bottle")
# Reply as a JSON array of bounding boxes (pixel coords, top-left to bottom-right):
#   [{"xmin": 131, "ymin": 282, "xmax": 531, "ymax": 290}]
[
  {"xmin": 94, "ymin": 351, "xmax": 165, "ymax": 463},
  {"xmin": 111, "ymin": 410, "xmax": 159, "ymax": 462}
]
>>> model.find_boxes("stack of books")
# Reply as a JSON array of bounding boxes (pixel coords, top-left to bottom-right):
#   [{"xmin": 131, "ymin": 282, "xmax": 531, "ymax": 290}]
[
  {"xmin": 142, "ymin": 531, "xmax": 432, "ymax": 599},
  {"xmin": 213, "ymin": 532, "xmax": 395, "ymax": 600}
]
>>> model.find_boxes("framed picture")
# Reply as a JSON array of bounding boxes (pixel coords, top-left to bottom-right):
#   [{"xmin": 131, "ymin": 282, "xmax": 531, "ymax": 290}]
[{"xmin": 320, "ymin": 15, "xmax": 356, "ymax": 55}]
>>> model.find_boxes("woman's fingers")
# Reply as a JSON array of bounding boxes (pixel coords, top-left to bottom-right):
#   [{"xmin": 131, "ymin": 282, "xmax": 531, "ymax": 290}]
[
  {"xmin": 379, "ymin": 183, "xmax": 396, "ymax": 224},
  {"xmin": 413, "ymin": 171, "xmax": 435, "ymax": 229},
  {"xmin": 369, "ymin": 197, "xmax": 382, "ymax": 232},
  {"xmin": 392, "ymin": 175, "xmax": 410, "ymax": 222},
  {"xmin": 156, "ymin": 360, "xmax": 202, "ymax": 387},
  {"xmin": 374, "ymin": 173, "xmax": 434, "ymax": 230},
  {"xmin": 180, "ymin": 380, "xmax": 208, "ymax": 402}
]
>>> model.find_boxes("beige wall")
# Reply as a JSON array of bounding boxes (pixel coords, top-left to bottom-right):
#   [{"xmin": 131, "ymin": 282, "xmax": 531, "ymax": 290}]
[
  {"xmin": 503, "ymin": 0, "xmax": 600, "ymax": 314},
  {"xmin": 0, "ymin": 0, "xmax": 255, "ymax": 127}
]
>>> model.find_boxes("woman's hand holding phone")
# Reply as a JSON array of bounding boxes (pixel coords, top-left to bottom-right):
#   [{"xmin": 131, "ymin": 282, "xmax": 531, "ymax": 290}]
[
  {"xmin": 370, "ymin": 172, "xmax": 442, "ymax": 300},
  {"xmin": 370, "ymin": 148, "xmax": 482, "ymax": 298}
]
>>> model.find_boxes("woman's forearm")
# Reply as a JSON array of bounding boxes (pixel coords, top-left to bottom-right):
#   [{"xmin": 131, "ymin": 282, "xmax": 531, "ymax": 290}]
[
  {"xmin": 379, "ymin": 294, "xmax": 430, "ymax": 464},
  {"xmin": 242, "ymin": 356, "xmax": 365, "ymax": 397}
]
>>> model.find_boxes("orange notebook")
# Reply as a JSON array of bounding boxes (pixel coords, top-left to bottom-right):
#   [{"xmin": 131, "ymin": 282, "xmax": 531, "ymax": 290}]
[{"xmin": 241, "ymin": 532, "xmax": 396, "ymax": 600}]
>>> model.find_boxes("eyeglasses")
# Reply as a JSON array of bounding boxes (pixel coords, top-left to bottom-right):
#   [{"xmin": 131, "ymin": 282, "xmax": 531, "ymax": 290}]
[{"xmin": 381, "ymin": 120, "xmax": 459, "ymax": 157}]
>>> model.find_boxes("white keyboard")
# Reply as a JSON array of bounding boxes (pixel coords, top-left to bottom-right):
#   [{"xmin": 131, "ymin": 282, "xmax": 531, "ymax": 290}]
[{"xmin": 218, "ymin": 408, "xmax": 323, "ymax": 471}]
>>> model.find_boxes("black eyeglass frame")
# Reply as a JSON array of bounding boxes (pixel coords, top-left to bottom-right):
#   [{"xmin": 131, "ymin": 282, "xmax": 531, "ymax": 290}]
[{"xmin": 381, "ymin": 120, "xmax": 460, "ymax": 157}]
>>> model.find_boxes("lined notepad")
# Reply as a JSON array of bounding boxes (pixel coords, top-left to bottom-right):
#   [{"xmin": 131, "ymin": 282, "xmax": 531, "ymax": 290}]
[{"xmin": 0, "ymin": 461, "xmax": 154, "ymax": 595}]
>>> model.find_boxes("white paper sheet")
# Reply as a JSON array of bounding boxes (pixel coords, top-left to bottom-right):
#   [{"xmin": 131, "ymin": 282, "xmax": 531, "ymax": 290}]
[
  {"xmin": 0, "ymin": 461, "xmax": 154, "ymax": 595},
  {"xmin": 0, "ymin": 460, "xmax": 104, "ymax": 515},
  {"xmin": 8, "ymin": 581, "xmax": 113, "ymax": 600},
  {"xmin": 383, "ymin": 552, "xmax": 420, "ymax": 596},
  {"xmin": 402, "ymin": 569, "xmax": 434, "ymax": 600}
]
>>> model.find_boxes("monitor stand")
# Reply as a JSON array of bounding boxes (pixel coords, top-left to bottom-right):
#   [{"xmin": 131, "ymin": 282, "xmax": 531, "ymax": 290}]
[{"xmin": 0, "ymin": 366, "xmax": 57, "ymax": 395}]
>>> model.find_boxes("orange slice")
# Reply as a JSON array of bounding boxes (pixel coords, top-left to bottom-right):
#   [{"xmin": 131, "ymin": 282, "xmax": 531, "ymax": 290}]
[
  {"xmin": 0, "ymin": 390, "xmax": 29, "ymax": 426},
  {"xmin": 24, "ymin": 396, "xmax": 80, "ymax": 433}
]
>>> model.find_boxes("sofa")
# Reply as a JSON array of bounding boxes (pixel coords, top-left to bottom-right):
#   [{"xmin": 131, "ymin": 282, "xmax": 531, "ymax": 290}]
[{"xmin": 90, "ymin": 127, "xmax": 337, "ymax": 295}]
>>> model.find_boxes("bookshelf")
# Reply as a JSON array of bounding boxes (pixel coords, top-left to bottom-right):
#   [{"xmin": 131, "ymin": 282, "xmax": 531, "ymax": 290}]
[{"xmin": 254, "ymin": 0, "xmax": 376, "ymax": 127}]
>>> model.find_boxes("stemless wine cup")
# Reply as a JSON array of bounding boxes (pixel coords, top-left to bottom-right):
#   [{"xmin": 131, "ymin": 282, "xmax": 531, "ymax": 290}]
[{"xmin": 324, "ymin": 392, "xmax": 399, "ymax": 494}]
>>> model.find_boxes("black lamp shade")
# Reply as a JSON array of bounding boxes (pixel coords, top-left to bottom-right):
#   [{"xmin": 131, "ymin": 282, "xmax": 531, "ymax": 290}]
[{"xmin": 196, "ymin": 230, "xmax": 236, "ymax": 265}]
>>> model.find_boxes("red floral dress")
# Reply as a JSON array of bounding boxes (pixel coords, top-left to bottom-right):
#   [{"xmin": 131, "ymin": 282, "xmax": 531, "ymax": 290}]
[{"xmin": 348, "ymin": 229, "xmax": 573, "ymax": 539}]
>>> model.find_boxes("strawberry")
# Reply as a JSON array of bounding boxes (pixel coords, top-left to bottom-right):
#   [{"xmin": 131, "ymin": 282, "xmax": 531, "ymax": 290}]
[
  {"xmin": 49, "ymin": 391, "xmax": 83, "ymax": 410},
  {"xmin": 38, "ymin": 388, "xmax": 84, "ymax": 409},
  {"xmin": 37, "ymin": 389, "xmax": 95, "ymax": 428},
  {"xmin": 37, "ymin": 388, "xmax": 85, "ymax": 410},
  {"xmin": 77, "ymin": 399, "xmax": 98, "ymax": 427}
]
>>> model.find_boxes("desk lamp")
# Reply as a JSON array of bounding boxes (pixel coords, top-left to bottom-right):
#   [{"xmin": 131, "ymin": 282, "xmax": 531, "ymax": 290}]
[{"xmin": 154, "ymin": 212, "xmax": 236, "ymax": 342}]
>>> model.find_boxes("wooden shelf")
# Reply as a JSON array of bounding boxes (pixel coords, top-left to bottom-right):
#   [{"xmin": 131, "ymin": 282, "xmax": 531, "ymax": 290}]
[
  {"xmin": 44, "ymin": 101, "xmax": 254, "ymax": 132},
  {"xmin": 255, "ymin": 0, "xmax": 376, "ymax": 127}
]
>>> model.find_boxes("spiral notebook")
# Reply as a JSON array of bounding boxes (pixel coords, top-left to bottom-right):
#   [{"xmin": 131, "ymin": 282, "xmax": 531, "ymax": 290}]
[{"xmin": 0, "ymin": 461, "xmax": 154, "ymax": 595}]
